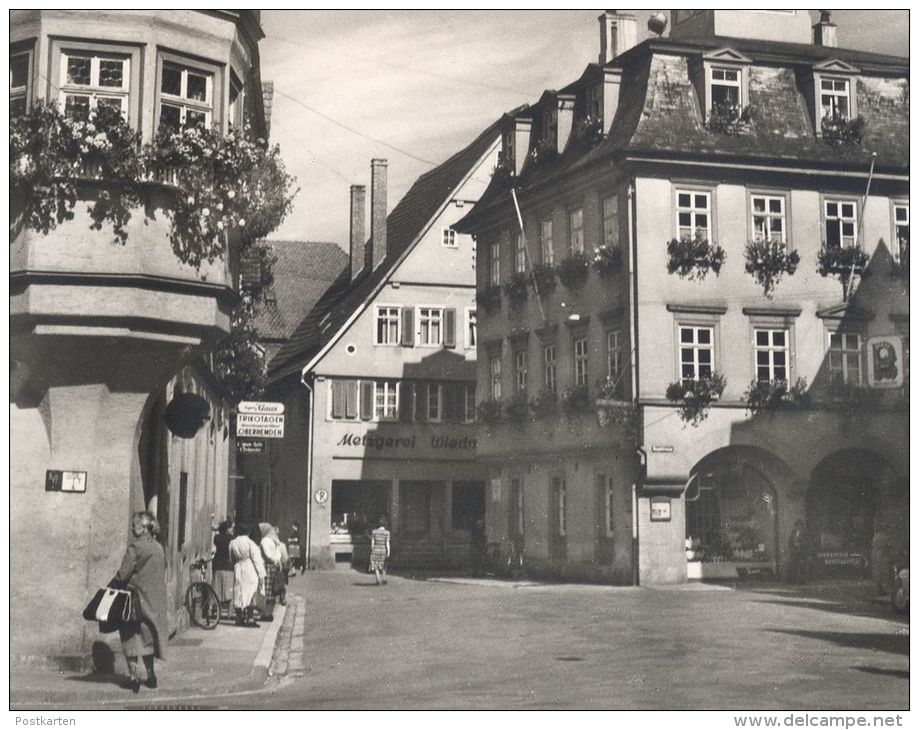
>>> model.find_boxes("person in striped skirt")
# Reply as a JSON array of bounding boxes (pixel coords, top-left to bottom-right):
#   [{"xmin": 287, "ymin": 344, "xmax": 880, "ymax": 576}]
[{"xmin": 369, "ymin": 517, "xmax": 391, "ymax": 586}]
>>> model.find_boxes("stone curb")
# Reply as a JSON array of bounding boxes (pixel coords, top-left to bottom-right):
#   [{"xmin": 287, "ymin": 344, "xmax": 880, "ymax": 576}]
[{"xmin": 251, "ymin": 602, "xmax": 287, "ymax": 680}]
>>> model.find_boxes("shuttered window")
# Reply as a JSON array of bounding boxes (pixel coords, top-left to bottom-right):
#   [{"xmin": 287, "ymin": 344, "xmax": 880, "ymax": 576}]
[
  {"xmin": 444, "ymin": 308, "xmax": 457, "ymax": 348},
  {"xmin": 330, "ymin": 379, "xmax": 359, "ymax": 420}
]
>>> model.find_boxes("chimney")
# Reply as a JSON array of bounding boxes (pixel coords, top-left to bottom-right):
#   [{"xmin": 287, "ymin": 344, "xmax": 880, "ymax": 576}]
[
  {"xmin": 349, "ymin": 184, "xmax": 366, "ymax": 282},
  {"xmin": 369, "ymin": 159, "xmax": 388, "ymax": 271},
  {"xmin": 599, "ymin": 10, "xmax": 638, "ymax": 64},
  {"xmin": 556, "ymin": 93, "xmax": 576, "ymax": 153},
  {"xmin": 813, "ymin": 10, "xmax": 837, "ymax": 48}
]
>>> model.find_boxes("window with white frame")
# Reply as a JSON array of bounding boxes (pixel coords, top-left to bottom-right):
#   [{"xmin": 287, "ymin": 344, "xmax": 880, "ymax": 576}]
[
  {"xmin": 751, "ymin": 194, "xmax": 786, "ymax": 244},
  {"xmin": 544, "ymin": 344, "xmax": 557, "ymax": 392},
  {"xmin": 373, "ymin": 380, "xmax": 399, "ymax": 420},
  {"xmin": 824, "ymin": 200, "xmax": 858, "ymax": 248},
  {"xmin": 569, "ymin": 208, "xmax": 584, "ymax": 254},
  {"xmin": 754, "ymin": 329, "xmax": 789, "ymax": 382},
  {"xmin": 894, "ymin": 203, "xmax": 909, "ymax": 263},
  {"xmin": 828, "ymin": 332, "xmax": 862, "ymax": 387},
  {"xmin": 602, "ymin": 196, "xmax": 618, "ymax": 248},
  {"xmin": 375, "ymin": 305, "xmax": 401, "ymax": 345},
  {"xmin": 539, "ymin": 219, "xmax": 554, "ymax": 265},
  {"xmin": 489, "ymin": 356, "xmax": 502, "ymax": 400},
  {"xmin": 515, "ymin": 350, "xmax": 528, "ymax": 393},
  {"xmin": 710, "ymin": 66, "xmax": 741, "ymax": 108},
  {"xmin": 463, "ymin": 384, "xmax": 476, "ymax": 423},
  {"xmin": 418, "ymin": 307, "xmax": 444, "ymax": 346},
  {"xmin": 159, "ymin": 60, "xmax": 213, "ymax": 131},
  {"xmin": 820, "ymin": 77, "xmax": 850, "ymax": 119},
  {"xmin": 574, "ymin": 336, "xmax": 589, "ymax": 386},
  {"xmin": 514, "ymin": 231, "xmax": 527, "ymax": 274},
  {"xmin": 466, "ymin": 309, "xmax": 477, "ymax": 348},
  {"xmin": 606, "ymin": 330, "xmax": 623, "ymax": 388},
  {"xmin": 426, "ymin": 383, "xmax": 443, "ymax": 422},
  {"xmin": 10, "ymin": 52, "xmax": 30, "ymax": 117},
  {"xmin": 488, "ymin": 240, "xmax": 501, "ymax": 286},
  {"xmin": 442, "ymin": 227, "xmax": 457, "ymax": 248},
  {"xmin": 599, "ymin": 474, "xmax": 615, "ymax": 538},
  {"xmin": 60, "ymin": 52, "xmax": 130, "ymax": 117},
  {"xmin": 677, "ymin": 191, "xmax": 711, "ymax": 241},
  {"xmin": 679, "ymin": 326, "xmax": 714, "ymax": 381}
]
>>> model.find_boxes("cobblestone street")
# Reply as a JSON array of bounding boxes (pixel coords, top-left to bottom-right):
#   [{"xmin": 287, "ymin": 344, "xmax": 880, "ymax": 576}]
[{"xmin": 234, "ymin": 571, "xmax": 909, "ymax": 710}]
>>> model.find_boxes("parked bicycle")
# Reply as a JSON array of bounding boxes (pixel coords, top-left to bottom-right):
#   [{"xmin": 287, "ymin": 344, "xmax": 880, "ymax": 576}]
[{"xmin": 185, "ymin": 557, "xmax": 221, "ymax": 629}]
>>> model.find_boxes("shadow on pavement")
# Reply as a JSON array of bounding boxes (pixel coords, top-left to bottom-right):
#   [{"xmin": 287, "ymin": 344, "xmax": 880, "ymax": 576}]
[
  {"xmin": 736, "ymin": 580, "xmax": 908, "ymax": 623},
  {"xmin": 854, "ymin": 666, "xmax": 909, "ymax": 680},
  {"xmin": 64, "ymin": 671, "xmax": 126, "ymax": 687},
  {"xmin": 767, "ymin": 628, "xmax": 908, "ymax": 656}
]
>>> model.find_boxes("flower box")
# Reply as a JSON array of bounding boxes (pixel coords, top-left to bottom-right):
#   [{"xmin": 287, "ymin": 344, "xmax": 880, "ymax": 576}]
[
  {"xmin": 529, "ymin": 388, "xmax": 559, "ymax": 419},
  {"xmin": 530, "ymin": 262, "xmax": 557, "ymax": 295},
  {"xmin": 743, "ymin": 378, "xmax": 810, "ymax": 416},
  {"xmin": 665, "ymin": 374, "xmax": 726, "ymax": 426},
  {"xmin": 706, "ymin": 101, "xmax": 754, "ymax": 136},
  {"xmin": 666, "ymin": 234, "xmax": 725, "ymax": 280},
  {"xmin": 476, "ymin": 283, "xmax": 503, "ymax": 314},
  {"xmin": 592, "ymin": 245, "xmax": 623, "ymax": 277},
  {"xmin": 744, "ymin": 239, "xmax": 800, "ymax": 298},
  {"xmin": 821, "ymin": 114, "xmax": 866, "ymax": 146},
  {"xmin": 503, "ymin": 272, "xmax": 530, "ymax": 310},
  {"xmin": 557, "ymin": 252, "xmax": 591, "ymax": 290},
  {"xmin": 816, "ymin": 244, "xmax": 869, "ymax": 298}
]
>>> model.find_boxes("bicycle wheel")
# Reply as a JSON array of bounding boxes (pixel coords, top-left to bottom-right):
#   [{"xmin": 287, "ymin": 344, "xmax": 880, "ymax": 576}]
[{"xmin": 185, "ymin": 582, "xmax": 221, "ymax": 629}]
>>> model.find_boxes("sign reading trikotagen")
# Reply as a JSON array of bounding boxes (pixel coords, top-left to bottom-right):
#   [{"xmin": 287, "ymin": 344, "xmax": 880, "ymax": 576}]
[{"xmin": 237, "ymin": 412, "xmax": 285, "ymax": 438}]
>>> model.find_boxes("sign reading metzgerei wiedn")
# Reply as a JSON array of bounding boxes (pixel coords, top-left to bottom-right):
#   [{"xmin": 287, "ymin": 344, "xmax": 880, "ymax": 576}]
[{"xmin": 237, "ymin": 409, "xmax": 285, "ymax": 439}]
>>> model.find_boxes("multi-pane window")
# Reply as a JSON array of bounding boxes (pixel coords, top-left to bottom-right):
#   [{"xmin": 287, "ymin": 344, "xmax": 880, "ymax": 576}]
[
  {"xmin": 676, "ymin": 191, "xmax": 711, "ymax": 240},
  {"xmin": 489, "ymin": 356, "xmax": 502, "ymax": 400},
  {"xmin": 751, "ymin": 195, "xmax": 786, "ymax": 244},
  {"xmin": 539, "ymin": 219, "xmax": 554, "ymax": 265},
  {"xmin": 489, "ymin": 240, "xmax": 501, "ymax": 286},
  {"xmin": 10, "ymin": 52, "xmax": 30, "ymax": 117},
  {"xmin": 754, "ymin": 329, "xmax": 789, "ymax": 382},
  {"xmin": 544, "ymin": 345, "xmax": 557, "ymax": 392},
  {"xmin": 375, "ymin": 306, "xmax": 401, "ymax": 345},
  {"xmin": 828, "ymin": 332, "xmax": 862, "ymax": 387},
  {"xmin": 427, "ymin": 384, "xmax": 442, "ymax": 422},
  {"xmin": 60, "ymin": 52, "xmax": 129, "ymax": 117},
  {"xmin": 374, "ymin": 380, "xmax": 399, "ymax": 420},
  {"xmin": 159, "ymin": 61, "xmax": 213, "ymax": 131},
  {"xmin": 569, "ymin": 208, "xmax": 584, "ymax": 254},
  {"xmin": 588, "ymin": 84, "xmax": 602, "ymax": 118},
  {"xmin": 442, "ymin": 228, "xmax": 457, "ymax": 248},
  {"xmin": 679, "ymin": 326, "xmax": 714, "ymax": 381},
  {"xmin": 502, "ymin": 130, "xmax": 515, "ymax": 167},
  {"xmin": 514, "ymin": 232, "xmax": 527, "ymax": 274},
  {"xmin": 894, "ymin": 204, "xmax": 909, "ymax": 263},
  {"xmin": 825, "ymin": 200, "xmax": 858, "ymax": 248},
  {"xmin": 602, "ymin": 196, "xmax": 618, "ymax": 248},
  {"xmin": 710, "ymin": 66, "xmax": 741, "ymax": 107},
  {"xmin": 543, "ymin": 107, "xmax": 557, "ymax": 146},
  {"xmin": 466, "ymin": 309, "xmax": 477, "ymax": 348},
  {"xmin": 418, "ymin": 307, "xmax": 444, "ymax": 346},
  {"xmin": 515, "ymin": 350, "xmax": 528, "ymax": 393},
  {"xmin": 463, "ymin": 384, "xmax": 477, "ymax": 423},
  {"xmin": 574, "ymin": 337, "xmax": 589, "ymax": 386},
  {"xmin": 820, "ymin": 77, "xmax": 850, "ymax": 119},
  {"xmin": 606, "ymin": 330, "xmax": 623, "ymax": 391}
]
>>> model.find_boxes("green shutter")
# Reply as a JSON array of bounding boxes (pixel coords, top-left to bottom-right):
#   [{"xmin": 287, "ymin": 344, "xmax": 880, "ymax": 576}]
[
  {"xmin": 399, "ymin": 382, "xmax": 414, "ymax": 422},
  {"xmin": 345, "ymin": 379, "xmax": 358, "ymax": 419},
  {"xmin": 331, "ymin": 380, "xmax": 345, "ymax": 419},
  {"xmin": 444, "ymin": 308, "xmax": 457, "ymax": 348},
  {"xmin": 402, "ymin": 308, "xmax": 414, "ymax": 347},
  {"xmin": 360, "ymin": 380, "xmax": 374, "ymax": 420}
]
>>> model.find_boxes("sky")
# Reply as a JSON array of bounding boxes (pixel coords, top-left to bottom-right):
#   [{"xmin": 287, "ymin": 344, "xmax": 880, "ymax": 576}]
[{"xmin": 259, "ymin": 9, "xmax": 910, "ymax": 248}]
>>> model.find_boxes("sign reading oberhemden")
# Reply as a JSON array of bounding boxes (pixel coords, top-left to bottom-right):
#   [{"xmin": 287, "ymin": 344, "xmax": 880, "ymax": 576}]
[{"xmin": 237, "ymin": 412, "xmax": 285, "ymax": 438}]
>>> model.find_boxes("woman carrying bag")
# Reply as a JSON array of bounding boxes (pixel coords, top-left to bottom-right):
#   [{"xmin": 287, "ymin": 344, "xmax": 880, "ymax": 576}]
[{"xmin": 113, "ymin": 511, "xmax": 168, "ymax": 693}]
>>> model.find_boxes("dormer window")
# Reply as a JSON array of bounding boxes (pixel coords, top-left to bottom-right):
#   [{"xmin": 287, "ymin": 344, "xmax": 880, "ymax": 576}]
[
  {"xmin": 502, "ymin": 129, "xmax": 515, "ymax": 167},
  {"xmin": 542, "ymin": 108, "xmax": 557, "ymax": 145},
  {"xmin": 587, "ymin": 83, "xmax": 602, "ymax": 119},
  {"xmin": 820, "ymin": 77, "xmax": 850, "ymax": 119},
  {"xmin": 710, "ymin": 67, "xmax": 741, "ymax": 108}
]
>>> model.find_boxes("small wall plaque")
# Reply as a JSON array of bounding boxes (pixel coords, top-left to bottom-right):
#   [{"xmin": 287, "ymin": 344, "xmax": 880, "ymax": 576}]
[
  {"xmin": 46, "ymin": 470, "xmax": 87, "ymax": 493},
  {"xmin": 650, "ymin": 496, "xmax": 671, "ymax": 522}
]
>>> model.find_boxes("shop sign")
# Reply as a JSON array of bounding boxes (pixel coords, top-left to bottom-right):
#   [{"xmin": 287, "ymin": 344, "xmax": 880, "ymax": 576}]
[
  {"xmin": 650, "ymin": 496, "xmax": 671, "ymax": 522},
  {"xmin": 866, "ymin": 336, "xmax": 903, "ymax": 388},
  {"xmin": 45, "ymin": 470, "xmax": 87, "ymax": 493},
  {"xmin": 238, "ymin": 401, "xmax": 285, "ymax": 415},
  {"xmin": 238, "ymin": 439, "xmax": 264, "ymax": 454},
  {"xmin": 335, "ymin": 432, "xmax": 476, "ymax": 452},
  {"xmin": 651, "ymin": 445, "xmax": 674, "ymax": 453},
  {"xmin": 237, "ymin": 412, "xmax": 284, "ymax": 438}
]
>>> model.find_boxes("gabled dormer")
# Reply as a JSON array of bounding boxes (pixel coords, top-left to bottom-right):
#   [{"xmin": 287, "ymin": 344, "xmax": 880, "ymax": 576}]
[
  {"xmin": 580, "ymin": 64, "xmax": 623, "ymax": 143},
  {"xmin": 534, "ymin": 90, "xmax": 575, "ymax": 157},
  {"xmin": 810, "ymin": 59, "xmax": 860, "ymax": 134},
  {"xmin": 688, "ymin": 47, "xmax": 753, "ymax": 123}
]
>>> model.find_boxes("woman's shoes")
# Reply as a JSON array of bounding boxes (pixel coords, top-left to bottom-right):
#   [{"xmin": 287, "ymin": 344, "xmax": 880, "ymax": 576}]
[
  {"xmin": 122, "ymin": 677, "xmax": 141, "ymax": 693},
  {"xmin": 145, "ymin": 675, "xmax": 158, "ymax": 689}
]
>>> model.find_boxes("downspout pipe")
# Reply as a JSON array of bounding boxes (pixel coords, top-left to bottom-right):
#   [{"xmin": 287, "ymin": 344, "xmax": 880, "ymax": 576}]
[
  {"xmin": 300, "ymin": 370, "xmax": 316, "ymax": 569},
  {"xmin": 628, "ymin": 179, "xmax": 641, "ymax": 586}
]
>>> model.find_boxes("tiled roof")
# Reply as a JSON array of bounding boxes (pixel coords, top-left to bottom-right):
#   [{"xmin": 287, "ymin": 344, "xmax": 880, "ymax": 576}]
[
  {"xmin": 267, "ymin": 117, "xmax": 504, "ymax": 381},
  {"xmin": 458, "ymin": 36, "xmax": 907, "ymax": 230},
  {"xmin": 252, "ymin": 240, "xmax": 347, "ymax": 368}
]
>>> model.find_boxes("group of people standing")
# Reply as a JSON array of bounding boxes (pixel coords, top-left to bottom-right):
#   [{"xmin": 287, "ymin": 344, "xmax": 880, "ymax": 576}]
[{"xmin": 213, "ymin": 520, "xmax": 297, "ymax": 626}]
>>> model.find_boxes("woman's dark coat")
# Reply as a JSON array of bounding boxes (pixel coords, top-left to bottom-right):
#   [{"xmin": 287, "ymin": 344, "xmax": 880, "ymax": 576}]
[{"xmin": 116, "ymin": 534, "xmax": 168, "ymax": 660}]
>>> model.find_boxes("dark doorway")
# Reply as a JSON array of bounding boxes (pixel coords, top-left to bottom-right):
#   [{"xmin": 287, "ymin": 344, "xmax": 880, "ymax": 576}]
[{"xmin": 451, "ymin": 481, "xmax": 485, "ymax": 531}]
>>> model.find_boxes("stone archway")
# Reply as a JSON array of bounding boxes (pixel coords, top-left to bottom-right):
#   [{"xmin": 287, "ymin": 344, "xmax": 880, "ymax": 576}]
[
  {"xmin": 685, "ymin": 446, "xmax": 792, "ymax": 580},
  {"xmin": 807, "ymin": 449, "xmax": 892, "ymax": 580}
]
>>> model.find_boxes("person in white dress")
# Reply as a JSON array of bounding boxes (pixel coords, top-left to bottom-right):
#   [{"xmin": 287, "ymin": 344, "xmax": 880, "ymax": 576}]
[{"xmin": 229, "ymin": 525, "xmax": 265, "ymax": 626}]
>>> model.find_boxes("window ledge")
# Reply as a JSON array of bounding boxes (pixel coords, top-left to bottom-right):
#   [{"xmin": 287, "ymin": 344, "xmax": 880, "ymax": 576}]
[
  {"xmin": 666, "ymin": 302, "xmax": 728, "ymax": 316},
  {"xmin": 742, "ymin": 306, "xmax": 803, "ymax": 318}
]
